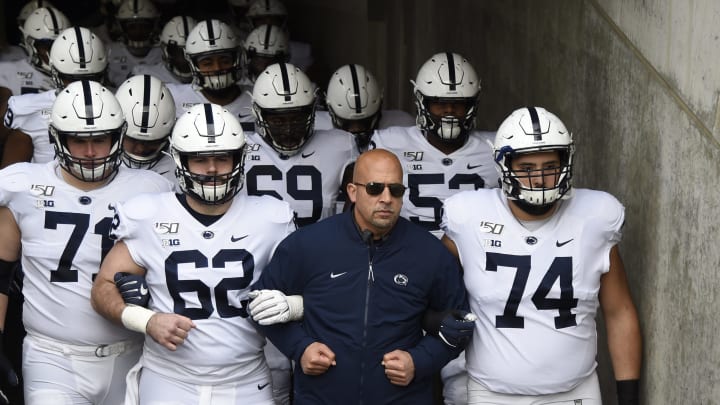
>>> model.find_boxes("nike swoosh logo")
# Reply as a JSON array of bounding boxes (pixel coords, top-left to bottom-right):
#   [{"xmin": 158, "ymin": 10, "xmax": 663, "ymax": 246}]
[
  {"xmin": 466, "ymin": 163, "xmax": 483, "ymax": 170},
  {"xmin": 231, "ymin": 235, "xmax": 249, "ymax": 242},
  {"xmin": 556, "ymin": 239, "xmax": 574, "ymax": 247},
  {"xmin": 301, "ymin": 151, "xmax": 315, "ymax": 158},
  {"xmin": 330, "ymin": 272, "xmax": 347, "ymax": 279},
  {"xmin": 257, "ymin": 383, "xmax": 269, "ymax": 390},
  {"xmin": 140, "ymin": 285, "xmax": 148, "ymax": 295}
]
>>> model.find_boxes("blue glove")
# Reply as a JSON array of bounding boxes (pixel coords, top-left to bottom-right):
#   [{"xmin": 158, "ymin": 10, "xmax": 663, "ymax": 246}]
[
  {"xmin": 0, "ymin": 330, "xmax": 18, "ymax": 405},
  {"xmin": 114, "ymin": 272, "xmax": 150, "ymax": 307},
  {"xmin": 423, "ymin": 309, "xmax": 476, "ymax": 349}
]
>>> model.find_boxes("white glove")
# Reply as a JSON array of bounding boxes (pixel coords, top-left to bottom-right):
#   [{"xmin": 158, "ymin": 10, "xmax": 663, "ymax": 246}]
[{"xmin": 248, "ymin": 290, "xmax": 304, "ymax": 325}]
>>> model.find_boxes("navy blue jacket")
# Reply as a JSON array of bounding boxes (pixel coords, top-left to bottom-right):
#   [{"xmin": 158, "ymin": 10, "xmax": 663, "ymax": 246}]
[{"xmin": 253, "ymin": 211, "xmax": 467, "ymax": 405}]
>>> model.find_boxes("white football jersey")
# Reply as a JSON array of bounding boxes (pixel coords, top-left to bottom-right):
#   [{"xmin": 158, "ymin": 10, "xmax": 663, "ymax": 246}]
[
  {"xmin": 3, "ymin": 89, "xmax": 56, "ymax": 163},
  {"xmin": 107, "ymin": 42, "xmax": 163, "ymax": 88},
  {"xmin": 441, "ymin": 188, "xmax": 624, "ymax": 395},
  {"xmin": 0, "ymin": 58, "xmax": 53, "ymax": 95},
  {"xmin": 131, "ymin": 62, "xmax": 183, "ymax": 85},
  {"xmin": 111, "ymin": 192, "xmax": 295, "ymax": 384},
  {"xmin": 0, "ymin": 162, "xmax": 173, "ymax": 345},
  {"xmin": 243, "ymin": 130, "xmax": 357, "ymax": 227},
  {"xmin": 166, "ymin": 83, "xmax": 254, "ymax": 125},
  {"xmin": 371, "ymin": 126, "xmax": 498, "ymax": 237}
]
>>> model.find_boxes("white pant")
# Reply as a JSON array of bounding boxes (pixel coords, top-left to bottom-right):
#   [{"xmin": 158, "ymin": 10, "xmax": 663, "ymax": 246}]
[
  {"xmin": 23, "ymin": 333, "xmax": 142, "ymax": 405},
  {"xmin": 467, "ymin": 371, "xmax": 601, "ymax": 405},
  {"xmin": 136, "ymin": 366, "xmax": 275, "ymax": 405}
]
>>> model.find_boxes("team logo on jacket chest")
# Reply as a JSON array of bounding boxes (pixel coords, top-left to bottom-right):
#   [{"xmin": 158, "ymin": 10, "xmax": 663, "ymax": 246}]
[{"xmin": 393, "ymin": 274, "xmax": 409, "ymax": 286}]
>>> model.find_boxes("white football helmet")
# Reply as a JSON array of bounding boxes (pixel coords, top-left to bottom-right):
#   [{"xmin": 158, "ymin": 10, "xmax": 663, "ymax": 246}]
[
  {"xmin": 412, "ymin": 52, "xmax": 481, "ymax": 143},
  {"xmin": 243, "ymin": 24, "xmax": 289, "ymax": 82},
  {"xmin": 115, "ymin": 0, "xmax": 160, "ymax": 53},
  {"xmin": 185, "ymin": 19, "xmax": 242, "ymax": 90},
  {"xmin": 115, "ymin": 74, "xmax": 176, "ymax": 169},
  {"xmin": 49, "ymin": 27, "xmax": 109, "ymax": 88},
  {"xmin": 159, "ymin": 16, "xmax": 196, "ymax": 83},
  {"xmin": 493, "ymin": 106, "xmax": 574, "ymax": 211},
  {"xmin": 246, "ymin": 0, "xmax": 287, "ymax": 28},
  {"xmin": 326, "ymin": 64, "xmax": 383, "ymax": 149},
  {"xmin": 171, "ymin": 103, "xmax": 246, "ymax": 204},
  {"xmin": 21, "ymin": 6, "xmax": 71, "ymax": 75},
  {"xmin": 49, "ymin": 80, "xmax": 127, "ymax": 182},
  {"xmin": 252, "ymin": 63, "xmax": 316, "ymax": 156},
  {"xmin": 17, "ymin": 0, "xmax": 54, "ymax": 32}
]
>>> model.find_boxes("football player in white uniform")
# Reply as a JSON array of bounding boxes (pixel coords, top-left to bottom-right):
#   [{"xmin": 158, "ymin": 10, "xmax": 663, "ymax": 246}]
[
  {"xmin": 132, "ymin": 16, "xmax": 197, "ymax": 85},
  {"xmin": 106, "ymin": 0, "xmax": 163, "ymax": 87},
  {"xmin": 371, "ymin": 52, "xmax": 498, "ymax": 239},
  {"xmin": 244, "ymin": 62, "xmax": 357, "ymax": 227},
  {"xmin": 115, "ymin": 74, "xmax": 178, "ymax": 186},
  {"xmin": 167, "ymin": 19, "xmax": 254, "ymax": 127},
  {"xmin": 0, "ymin": 80, "xmax": 173, "ymax": 404},
  {"xmin": 91, "ymin": 103, "xmax": 295, "ymax": 405},
  {"xmin": 441, "ymin": 107, "xmax": 642, "ymax": 405},
  {"xmin": 1, "ymin": 26, "xmax": 109, "ymax": 168}
]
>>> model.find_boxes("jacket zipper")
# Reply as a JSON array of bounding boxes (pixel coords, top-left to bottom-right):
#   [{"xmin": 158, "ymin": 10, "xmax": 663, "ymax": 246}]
[{"xmin": 359, "ymin": 242, "xmax": 375, "ymax": 404}]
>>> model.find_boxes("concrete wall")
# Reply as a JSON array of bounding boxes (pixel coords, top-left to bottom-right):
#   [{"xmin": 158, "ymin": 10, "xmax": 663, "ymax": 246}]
[{"xmin": 289, "ymin": 1, "xmax": 720, "ymax": 403}]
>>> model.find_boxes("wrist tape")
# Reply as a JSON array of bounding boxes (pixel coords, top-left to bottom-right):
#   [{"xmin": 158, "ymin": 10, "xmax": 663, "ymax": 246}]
[{"xmin": 121, "ymin": 305, "xmax": 156, "ymax": 334}]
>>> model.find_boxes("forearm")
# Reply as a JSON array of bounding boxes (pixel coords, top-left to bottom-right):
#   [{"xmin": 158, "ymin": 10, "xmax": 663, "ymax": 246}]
[
  {"xmin": 606, "ymin": 307, "xmax": 642, "ymax": 379},
  {"xmin": 90, "ymin": 276, "xmax": 128, "ymax": 325}
]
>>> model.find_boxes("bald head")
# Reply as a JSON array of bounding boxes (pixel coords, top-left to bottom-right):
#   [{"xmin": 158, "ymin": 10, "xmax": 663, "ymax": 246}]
[{"xmin": 353, "ymin": 149, "xmax": 403, "ymax": 183}]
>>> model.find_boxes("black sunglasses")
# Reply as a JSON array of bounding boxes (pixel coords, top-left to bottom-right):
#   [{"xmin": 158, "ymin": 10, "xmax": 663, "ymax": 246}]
[{"xmin": 353, "ymin": 182, "xmax": 406, "ymax": 197}]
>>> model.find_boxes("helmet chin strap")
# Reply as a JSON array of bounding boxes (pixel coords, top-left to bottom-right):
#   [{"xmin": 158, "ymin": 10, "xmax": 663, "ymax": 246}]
[{"xmin": 510, "ymin": 199, "xmax": 556, "ymax": 216}]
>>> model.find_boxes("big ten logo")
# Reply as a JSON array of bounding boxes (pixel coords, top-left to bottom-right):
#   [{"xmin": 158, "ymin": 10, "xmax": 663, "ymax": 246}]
[
  {"xmin": 162, "ymin": 238, "xmax": 181, "ymax": 246},
  {"xmin": 35, "ymin": 199, "xmax": 54, "ymax": 208},
  {"xmin": 479, "ymin": 221, "xmax": 504, "ymax": 235},
  {"xmin": 482, "ymin": 239, "xmax": 502, "ymax": 248},
  {"xmin": 17, "ymin": 71, "xmax": 33, "ymax": 79},
  {"xmin": 403, "ymin": 151, "xmax": 424, "ymax": 161},
  {"xmin": 155, "ymin": 222, "xmax": 179, "ymax": 234}
]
